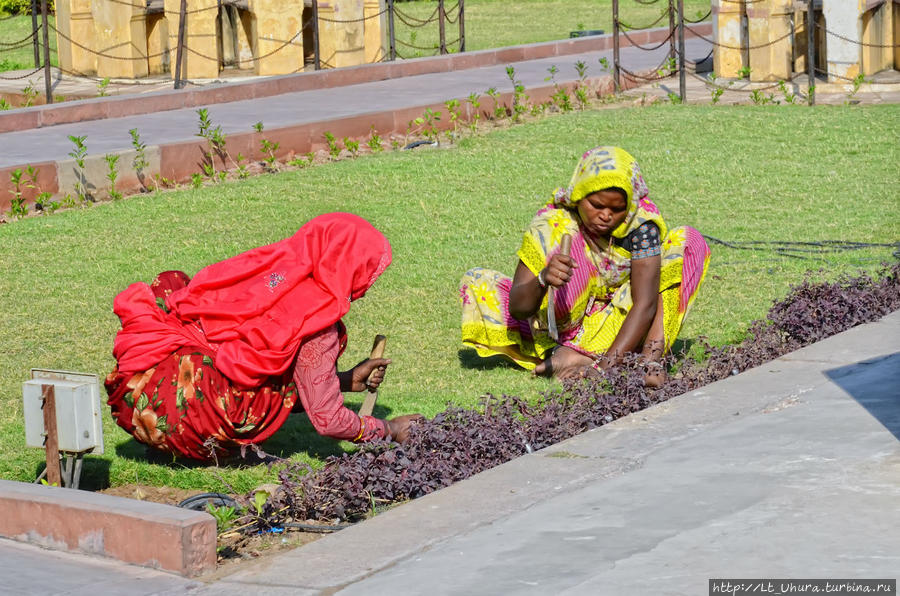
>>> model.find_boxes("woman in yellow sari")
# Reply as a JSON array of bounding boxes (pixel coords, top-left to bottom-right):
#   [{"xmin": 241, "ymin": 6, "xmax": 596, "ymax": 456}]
[{"xmin": 459, "ymin": 146, "xmax": 710, "ymax": 384}]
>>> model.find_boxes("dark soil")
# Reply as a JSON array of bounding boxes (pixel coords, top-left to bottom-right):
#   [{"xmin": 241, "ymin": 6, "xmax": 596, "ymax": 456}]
[
  {"xmin": 98, "ymin": 483, "xmax": 198, "ymax": 506},
  {"xmin": 97, "ymin": 483, "xmax": 324, "ymax": 570}
]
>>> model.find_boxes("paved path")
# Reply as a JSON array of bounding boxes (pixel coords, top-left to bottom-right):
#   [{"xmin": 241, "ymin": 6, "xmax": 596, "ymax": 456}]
[
  {"xmin": 3, "ymin": 310, "xmax": 897, "ymax": 595},
  {"xmin": 0, "ymin": 38, "xmax": 710, "ymax": 169}
]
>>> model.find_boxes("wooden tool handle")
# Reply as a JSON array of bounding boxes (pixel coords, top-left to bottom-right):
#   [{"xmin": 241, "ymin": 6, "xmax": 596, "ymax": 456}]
[
  {"xmin": 369, "ymin": 334, "xmax": 387, "ymax": 360},
  {"xmin": 359, "ymin": 335, "xmax": 386, "ymax": 419},
  {"xmin": 559, "ymin": 233, "xmax": 572, "ymax": 257},
  {"xmin": 549, "ymin": 234, "xmax": 573, "ymax": 295},
  {"xmin": 366, "ymin": 335, "xmax": 387, "ymax": 384},
  {"xmin": 547, "ymin": 234, "xmax": 571, "ymax": 342}
]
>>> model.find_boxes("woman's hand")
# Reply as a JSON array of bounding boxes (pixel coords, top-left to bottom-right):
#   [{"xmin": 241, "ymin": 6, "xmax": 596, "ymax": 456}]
[
  {"xmin": 341, "ymin": 358, "xmax": 392, "ymax": 393},
  {"xmin": 509, "ymin": 254, "xmax": 577, "ymax": 321},
  {"xmin": 385, "ymin": 414, "xmax": 425, "ymax": 443},
  {"xmin": 541, "ymin": 252, "xmax": 576, "ymax": 288}
]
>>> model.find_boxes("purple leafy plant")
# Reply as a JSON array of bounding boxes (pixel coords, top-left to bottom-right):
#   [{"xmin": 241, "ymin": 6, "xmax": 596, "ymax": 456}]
[{"xmin": 246, "ymin": 264, "xmax": 900, "ymax": 528}]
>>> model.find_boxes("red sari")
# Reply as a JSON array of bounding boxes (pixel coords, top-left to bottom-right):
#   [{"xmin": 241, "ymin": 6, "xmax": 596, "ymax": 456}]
[{"xmin": 105, "ymin": 213, "xmax": 391, "ymax": 460}]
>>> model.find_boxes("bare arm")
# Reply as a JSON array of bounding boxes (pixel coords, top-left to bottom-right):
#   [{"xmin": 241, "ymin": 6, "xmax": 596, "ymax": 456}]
[
  {"xmin": 597, "ymin": 254, "xmax": 661, "ymax": 367},
  {"xmin": 508, "ymin": 254, "xmax": 577, "ymax": 321}
]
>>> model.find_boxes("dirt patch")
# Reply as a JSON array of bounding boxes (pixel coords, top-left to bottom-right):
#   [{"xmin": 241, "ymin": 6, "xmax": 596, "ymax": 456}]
[
  {"xmin": 212, "ymin": 529, "xmax": 323, "ymax": 577},
  {"xmin": 98, "ymin": 483, "xmax": 200, "ymax": 506},
  {"xmin": 96, "ymin": 483, "xmax": 326, "ymax": 573}
]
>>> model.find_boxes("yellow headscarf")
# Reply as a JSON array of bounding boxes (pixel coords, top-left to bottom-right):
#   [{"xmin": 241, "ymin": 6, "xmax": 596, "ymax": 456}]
[{"xmin": 551, "ymin": 146, "xmax": 660, "ymax": 240}]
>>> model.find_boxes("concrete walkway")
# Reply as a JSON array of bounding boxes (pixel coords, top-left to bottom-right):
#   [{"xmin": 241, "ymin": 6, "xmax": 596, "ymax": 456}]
[
  {"xmin": 3, "ymin": 310, "xmax": 898, "ymax": 595},
  {"xmin": 0, "ymin": 37, "xmax": 710, "ymax": 168},
  {"xmin": 0, "ymin": 31, "xmax": 714, "ymax": 210}
]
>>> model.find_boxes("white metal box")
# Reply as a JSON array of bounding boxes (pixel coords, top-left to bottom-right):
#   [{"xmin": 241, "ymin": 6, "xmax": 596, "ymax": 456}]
[{"xmin": 22, "ymin": 370, "xmax": 104, "ymax": 454}]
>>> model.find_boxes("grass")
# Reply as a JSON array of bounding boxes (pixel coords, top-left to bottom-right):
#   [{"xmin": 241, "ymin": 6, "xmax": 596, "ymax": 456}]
[
  {"xmin": 392, "ymin": 0, "xmax": 710, "ymax": 56},
  {"xmin": 0, "ymin": 103, "xmax": 897, "ymax": 494},
  {"xmin": 0, "ymin": 13, "xmax": 57, "ymax": 73}
]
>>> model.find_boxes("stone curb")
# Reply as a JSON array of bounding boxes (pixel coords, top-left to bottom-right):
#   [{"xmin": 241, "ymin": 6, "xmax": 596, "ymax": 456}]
[
  {"xmin": 0, "ymin": 479, "xmax": 217, "ymax": 577},
  {"xmin": 204, "ymin": 310, "xmax": 900, "ymax": 591},
  {"xmin": 0, "ymin": 24, "xmax": 709, "ymax": 135}
]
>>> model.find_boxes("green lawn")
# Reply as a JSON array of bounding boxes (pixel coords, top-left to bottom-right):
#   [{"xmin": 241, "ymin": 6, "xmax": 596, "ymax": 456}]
[
  {"xmin": 1, "ymin": 103, "xmax": 897, "ymax": 493},
  {"xmin": 392, "ymin": 0, "xmax": 710, "ymax": 56},
  {"xmin": 0, "ymin": 13, "xmax": 56, "ymax": 72}
]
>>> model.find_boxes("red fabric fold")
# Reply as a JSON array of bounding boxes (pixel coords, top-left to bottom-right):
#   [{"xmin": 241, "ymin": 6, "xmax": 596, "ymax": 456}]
[{"xmin": 112, "ymin": 212, "xmax": 392, "ymax": 388}]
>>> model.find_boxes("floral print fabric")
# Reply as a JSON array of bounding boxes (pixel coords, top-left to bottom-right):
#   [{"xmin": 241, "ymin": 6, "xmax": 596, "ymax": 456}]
[
  {"xmin": 460, "ymin": 147, "xmax": 710, "ymax": 369},
  {"xmin": 106, "ymin": 270, "xmax": 297, "ymax": 460},
  {"xmin": 460, "ymin": 207, "xmax": 709, "ymax": 369},
  {"xmin": 106, "ymin": 347, "xmax": 297, "ymax": 460}
]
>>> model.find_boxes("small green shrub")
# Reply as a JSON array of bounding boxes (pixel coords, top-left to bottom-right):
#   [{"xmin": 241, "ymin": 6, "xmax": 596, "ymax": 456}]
[{"xmin": 0, "ymin": 0, "xmax": 54, "ymax": 15}]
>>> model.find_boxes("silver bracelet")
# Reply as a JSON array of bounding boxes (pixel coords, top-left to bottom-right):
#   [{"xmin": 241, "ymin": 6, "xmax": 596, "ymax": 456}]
[{"xmin": 537, "ymin": 269, "xmax": 548, "ymax": 289}]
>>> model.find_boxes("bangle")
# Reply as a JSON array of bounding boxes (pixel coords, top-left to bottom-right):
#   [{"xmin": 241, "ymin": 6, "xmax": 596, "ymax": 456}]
[
  {"xmin": 353, "ymin": 416, "xmax": 366, "ymax": 442},
  {"xmin": 537, "ymin": 269, "xmax": 548, "ymax": 289}
]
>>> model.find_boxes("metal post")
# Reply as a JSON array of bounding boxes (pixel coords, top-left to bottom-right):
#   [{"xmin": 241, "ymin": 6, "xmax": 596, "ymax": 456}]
[
  {"xmin": 668, "ymin": 0, "xmax": 676, "ymax": 62},
  {"xmin": 173, "ymin": 0, "xmax": 187, "ymax": 89},
  {"xmin": 31, "ymin": 0, "xmax": 40, "ymax": 68},
  {"xmin": 63, "ymin": 455, "xmax": 74, "ymax": 489},
  {"xmin": 41, "ymin": 384, "xmax": 61, "ymax": 487},
  {"xmin": 806, "ymin": 0, "xmax": 815, "ymax": 105},
  {"xmin": 40, "ymin": 0, "xmax": 51, "ymax": 103},
  {"xmin": 677, "ymin": 0, "xmax": 686, "ymax": 102},
  {"xmin": 612, "ymin": 0, "xmax": 620, "ymax": 92},
  {"xmin": 438, "ymin": 0, "xmax": 446, "ymax": 55},
  {"xmin": 72, "ymin": 454, "xmax": 84, "ymax": 490},
  {"xmin": 387, "ymin": 0, "xmax": 396, "ymax": 60},
  {"xmin": 458, "ymin": 0, "xmax": 465, "ymax": 53},
  {"xmin": 312, "ymin": 0, "xmax": 321, "ymax": 69}
]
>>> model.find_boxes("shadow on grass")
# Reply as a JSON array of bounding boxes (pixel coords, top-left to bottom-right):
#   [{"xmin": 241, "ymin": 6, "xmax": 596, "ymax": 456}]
[
  {"xmin": 457, "ymin": 348, "xmax": 520, "ymax": 371},
  {"xmin": 114, "ymin": 438, "xmax": 217, "ymax": 468},
  {"xmin": 670, "ymin": 337, "xmax": 701, "ymax": 360},
  {"xmin": 459, "ymin": 342, "xmax": 705, "ymax": 371},
  {"xmin": 263, "ymin": 403, "xmax": 399, "ymax": 460},
  {"xmin": 32, "ymin": 457, "xmax": 112, "ymax": 491},
  {"xmin": 110, "ymin": 402, "xmax": 401, "ymax": 467}
]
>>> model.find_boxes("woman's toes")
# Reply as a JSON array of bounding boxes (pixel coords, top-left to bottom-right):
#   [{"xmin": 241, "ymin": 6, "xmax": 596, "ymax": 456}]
[{"xmin": 533, "ymin": 359, "xmax": 552, "ymax": 377}]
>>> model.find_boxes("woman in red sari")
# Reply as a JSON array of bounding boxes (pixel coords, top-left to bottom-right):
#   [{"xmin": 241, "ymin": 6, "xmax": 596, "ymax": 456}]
[{"xmin": 106, "ymin": 213, "xmax": 422, "ymax": 461}]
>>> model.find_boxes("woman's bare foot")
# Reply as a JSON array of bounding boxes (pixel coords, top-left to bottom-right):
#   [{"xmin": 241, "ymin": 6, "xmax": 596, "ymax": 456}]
[
  {"xmin": 643, "ymin": 361, "xmax": 666, "ymax": 388},
  {"xmin": 533, "ymin": 346, "xmax": 593, "ymax": 380}
]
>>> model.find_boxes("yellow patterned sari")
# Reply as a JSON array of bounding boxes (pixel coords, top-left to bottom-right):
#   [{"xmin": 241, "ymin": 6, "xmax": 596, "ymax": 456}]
[{"xmin": 459, "ymin": 147, "xmax": 710, "ymax": 370}]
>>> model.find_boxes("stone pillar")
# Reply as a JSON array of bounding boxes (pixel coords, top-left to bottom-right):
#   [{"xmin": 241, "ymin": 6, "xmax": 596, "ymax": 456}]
[
  {"xmin": 747, "ymin": 0, "xmax": 792, "ymax": 81},
  {"xmin": 712, "ymin": 0, "xmax": 746, "ymax": 78},
  {"xmin": 792, "ymin": 4, "xmax": 807, "ymax": 74},
  {"xmin": 164, "ymin": 0, "xmax": 219, "ymax": 80},
  {"xmin": 822, "ymin": 0, "xmax": 862, "ymax": 81},
  {"xmin": 236, "ymin": 9, "xmax": 255, "ymax": 70},
  {"xmin": 55, "ymin": 0, "xmax": 96, "ymax": 75},
  {"xmin": 248, "ymin": 0, "xmax": 304, "ymax": 75},
  {"xmin": 363, "ymin": 0, "xmax": 384, "ymax": 63},
  {"xmin": 894, "ymin": 2, "xmax": 900, "ymax": 71},
  {"xmin": 316, "ymin": 0, "xmax": 336, "ymax": 67},
  {"xmin": 146, "ymin": 13, "xmax": 170, "ymax": 75},
  {"xmin": 319, "ymin": 0, "xmax": 366, "ymax": 68},
  {"xmin": 860, "ymin": 1, "xmax": 893, "ymax": 75},
  {"xmin": 92, "ymin": 0, "xmax": 150, "ymax": 79},
  {"xmin": 220, "ymin": 6, "xmax": 238, "ymax": 67}
]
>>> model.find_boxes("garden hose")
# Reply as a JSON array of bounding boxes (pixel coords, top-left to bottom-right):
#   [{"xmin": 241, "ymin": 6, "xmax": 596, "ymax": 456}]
[
  {"xmin": 403, "ymin": 139, "xmax": 438, "ymax": 150},
  {"xmin": 703, "ymin": 235, "xmax": 900, "ymax": 262},
  {"xmin": 176, "ymin": 492, "xmax": 238, "ymax": 511}
]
